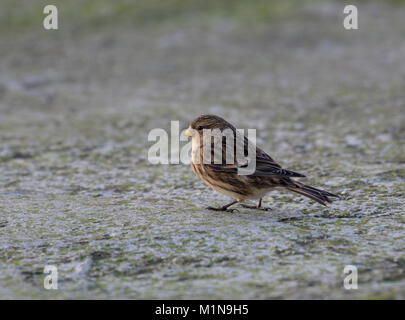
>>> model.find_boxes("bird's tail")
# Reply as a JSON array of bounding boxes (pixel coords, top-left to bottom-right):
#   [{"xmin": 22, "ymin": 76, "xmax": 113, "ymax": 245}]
[{"xmin": 286, "ymin": 181, "xmax": 339, "ymax": 206}]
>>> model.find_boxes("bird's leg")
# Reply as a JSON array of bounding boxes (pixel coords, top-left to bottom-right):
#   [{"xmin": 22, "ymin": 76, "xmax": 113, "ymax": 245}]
[
  {"xmin": 241, "ymin": 198, "xmax": 271, "ymax": 211},
  {"xmin": 207, "ymin": 200, "xmax": 239, "ymax": 212}
]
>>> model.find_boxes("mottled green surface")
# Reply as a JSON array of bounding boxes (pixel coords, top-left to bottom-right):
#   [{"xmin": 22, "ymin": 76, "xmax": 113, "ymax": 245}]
[{"xmin": 1, "ymin": 0, "xmax": 405, "ymax": 299}]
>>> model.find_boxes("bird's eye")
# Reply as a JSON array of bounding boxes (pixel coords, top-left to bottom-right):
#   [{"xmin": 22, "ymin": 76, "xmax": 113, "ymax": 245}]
[{"xmin": 197, "ymin": 125, "xmax": 204, "ymax": 131}]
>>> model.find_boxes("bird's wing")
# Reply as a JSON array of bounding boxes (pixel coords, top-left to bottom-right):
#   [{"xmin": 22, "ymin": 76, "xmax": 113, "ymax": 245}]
[
  {"xmin": 204, "ymin": 135, "xmax": 305, "ymax": 178},
  {"xmin": 205, "ymin": 159, "xmax": 305, "ymax": 178},
  {"xmin": 253, "ymin": 155, "xmax": 305, "ymax": 177}
]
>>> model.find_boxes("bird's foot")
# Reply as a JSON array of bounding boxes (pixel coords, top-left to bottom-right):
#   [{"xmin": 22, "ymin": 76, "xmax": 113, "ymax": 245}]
[
  {"xmin": 206, "ymin": 206, "xmax": 239, "ymax": 213},
  {"xmin": 260, "ymin": 207, "xmax": 272, "ymax": 211},
  {"xmin": 241, "ymin": 204, "xmax": 271, "ymax": 211}
]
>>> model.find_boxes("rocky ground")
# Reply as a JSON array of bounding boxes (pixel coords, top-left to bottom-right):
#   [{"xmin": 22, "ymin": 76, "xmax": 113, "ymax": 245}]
[{"xmin": 0, "ymin": 0, "xmax": 404, "ymax": 299}]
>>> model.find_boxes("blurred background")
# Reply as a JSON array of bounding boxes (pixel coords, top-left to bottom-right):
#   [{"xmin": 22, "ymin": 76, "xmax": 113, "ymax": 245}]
[{"xmin": 1, "ymin": 0, "xmax": 404, "ymax": 299}]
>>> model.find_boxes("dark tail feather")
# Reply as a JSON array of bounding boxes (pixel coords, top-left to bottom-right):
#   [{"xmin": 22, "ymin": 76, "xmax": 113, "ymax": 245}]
[{"xmin": 287, "ymin": 182, "xmax": 340, "ymax": 206}]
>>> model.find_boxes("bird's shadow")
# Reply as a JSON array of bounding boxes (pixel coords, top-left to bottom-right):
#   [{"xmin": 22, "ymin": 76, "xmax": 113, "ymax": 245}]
[
  {"xmin": 202, "ymin": 205, "xmax": 303, "ymax": 223},
  {"xmin": 202, "ymin": 204, "xmax": 358, "ymax": 223}
]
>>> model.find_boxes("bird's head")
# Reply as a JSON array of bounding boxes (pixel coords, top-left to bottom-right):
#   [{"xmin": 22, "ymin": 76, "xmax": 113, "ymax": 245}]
[{"xmin": 184, "ymin": 114, "xmax": 236, "ymax": 139}]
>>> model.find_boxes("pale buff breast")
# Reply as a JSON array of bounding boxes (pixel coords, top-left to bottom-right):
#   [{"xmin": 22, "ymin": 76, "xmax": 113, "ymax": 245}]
[{"xmin": 190, "ymin": 134, "xmax": 273, "ymax": 200}]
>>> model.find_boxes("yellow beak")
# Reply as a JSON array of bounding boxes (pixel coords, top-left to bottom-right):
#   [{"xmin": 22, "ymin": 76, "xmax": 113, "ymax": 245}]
[{"xmin": 184, "ymin": 128, "xmax": 192, "ymax": 137}]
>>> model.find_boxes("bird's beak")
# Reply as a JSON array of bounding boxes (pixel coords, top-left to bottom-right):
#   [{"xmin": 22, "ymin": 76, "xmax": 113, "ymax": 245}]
[{"xmin": 184, "ymin": 128, "xmax": 192, "ymax": 137}]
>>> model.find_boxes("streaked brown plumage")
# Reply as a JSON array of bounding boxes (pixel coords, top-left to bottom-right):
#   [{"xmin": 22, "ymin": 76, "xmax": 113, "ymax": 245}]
[{"xmin": 185, "ymin": 114, "xmax": 339, "ymax": 211}]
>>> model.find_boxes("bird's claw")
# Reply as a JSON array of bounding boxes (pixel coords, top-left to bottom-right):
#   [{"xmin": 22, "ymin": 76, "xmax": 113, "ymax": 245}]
[
  {"xmin": 241, "ymin": 204, "xmax": 257, "ymax": 209},
  {"xmin": 241, "ymin": 204, "xmax": 271, "ymax": 211},
  {"xmin": 260, "ymin": 207, "xmax": 272, "ymax": 211},
  {"xmin": 206, "ymin": 206, "xmax": 239, "ymax": 213}
]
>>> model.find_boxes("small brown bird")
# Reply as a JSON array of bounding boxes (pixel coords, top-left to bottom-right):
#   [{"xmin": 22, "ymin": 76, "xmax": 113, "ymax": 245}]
[{"xmin": 184, "ymin": 114, "xmax": 339, "ymax": 211}]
